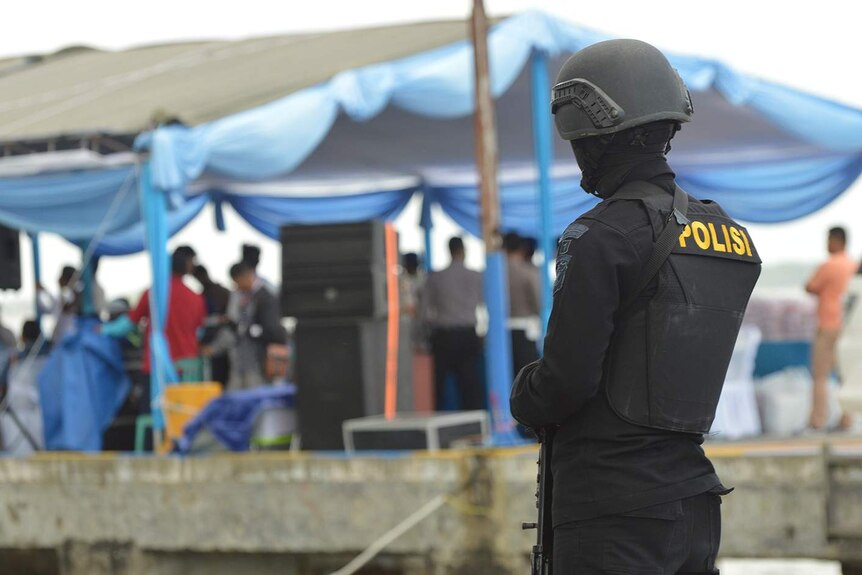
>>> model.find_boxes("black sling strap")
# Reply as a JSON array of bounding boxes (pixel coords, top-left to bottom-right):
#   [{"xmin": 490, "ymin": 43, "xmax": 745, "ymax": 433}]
[{"xmin": 612, "ymin": 182, "xmax": 690, "ymax": 309}]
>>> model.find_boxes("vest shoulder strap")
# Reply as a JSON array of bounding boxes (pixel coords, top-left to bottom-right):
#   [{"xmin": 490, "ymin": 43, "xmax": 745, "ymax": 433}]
[{"xmin": 616, "ymin": 182, "xmax": 690, "ymax": 309}]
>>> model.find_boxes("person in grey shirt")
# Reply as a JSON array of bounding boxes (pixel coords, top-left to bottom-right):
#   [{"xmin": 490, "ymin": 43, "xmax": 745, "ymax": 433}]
[
  {"xmin": 0, "ymin": 306, "xmax": 16, "ymax": 350},
  {"xmin": 503, "ymin": 233, "xmax": 541, "ymax": 377},
  {"xmin": 420, "ymin": 237, "xmax": 485, "ymax": 411},
  {"xmin": 205, "ymin": 261, "xmax": 287, "ymax": 391}
]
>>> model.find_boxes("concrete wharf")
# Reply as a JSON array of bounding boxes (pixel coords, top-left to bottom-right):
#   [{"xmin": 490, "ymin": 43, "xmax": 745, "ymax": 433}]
[{"xmin": 1, "ymin": 437, "xmax": 861, "ymax": 574}]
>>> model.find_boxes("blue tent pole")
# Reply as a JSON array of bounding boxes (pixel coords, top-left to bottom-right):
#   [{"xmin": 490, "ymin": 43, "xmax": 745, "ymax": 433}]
[
  {"xmin": 420, "ymin": 189, "xmax": 434, "ymax": 272},
  {"xmin": 423, "ymin": 222, "xmax": 434, "ymax": 274},
  {"xmin": 423, "ymin": 225, "xmax": 433, "ymax": 272},
  {"xmin": 29, "ymin": 232, "xmax": 42, "ymax": 327},
  {"xmin": 139, "ymin": 161, "xmax": 178, "ymax": 436},
  {"xmin": 530, "ymin": 49, "xmax": 554, "ymax": 336}
]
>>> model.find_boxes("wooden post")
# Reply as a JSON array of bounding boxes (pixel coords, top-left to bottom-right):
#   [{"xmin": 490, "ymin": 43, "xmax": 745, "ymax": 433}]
[
  {"xmin": 470, "ymin": 0, "xmax": 516, "ymax": 442},
  {"xmin": 471, "ymin": 0, "xmax": 501, "ymax": 250}
]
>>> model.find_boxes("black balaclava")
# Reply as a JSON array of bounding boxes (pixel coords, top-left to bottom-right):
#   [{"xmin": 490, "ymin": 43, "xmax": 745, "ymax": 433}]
[{"xmin": 572, "ymin": 121, "xmax": 679, "ymax": 199}]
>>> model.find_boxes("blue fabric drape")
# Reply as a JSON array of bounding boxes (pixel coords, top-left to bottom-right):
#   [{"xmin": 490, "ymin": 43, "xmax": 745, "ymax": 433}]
[
  {"xmin": 140, "ymin": 10, "xmax": 862, "ymax": 199},
  {"xmin": 677, "ymin": 153, "xmax": 862, "ymax": 223},
  {"xmin": 0, "ymin": 167, "xmax": 138, "ymax": 239},
  {"xmin": 137, "ymin": 83, "xmax": 340, "ymax": 190},
  {"xmin": 1, "ymin": 11, "xmax": 858, "ymax": 253},
  {"xmin": 425, "ymin": 152, "xmax": 862, "ymax": 238},
  {"xmin": 139, "ymin": 162, "xmax": 178, "ymax": 430},
  {"xmin": 0, "ymin": 164, "xmax": 208, "ymax": 257},
  {"xmin": 223, "ymin": 188, "xmax": 416, "ymax": 239},
  {"xmin": 425, "ymin": 178, "xmax": 600, "ymax": 239},
  {"xmin": 90, "ymin": 193, "xmax": 209, "ymax": 256}
]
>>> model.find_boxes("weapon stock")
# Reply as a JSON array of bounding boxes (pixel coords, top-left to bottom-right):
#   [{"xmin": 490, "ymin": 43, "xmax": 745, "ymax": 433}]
[{"xmin": 521, "ymin": 426, "xmax": 555, "ymax": 575}]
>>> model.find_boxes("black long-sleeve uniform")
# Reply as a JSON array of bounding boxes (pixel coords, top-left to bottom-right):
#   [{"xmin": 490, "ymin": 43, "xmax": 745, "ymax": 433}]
[{"xmin": 510, "ymin": 162, "xmax": 722, "ymax": 527}]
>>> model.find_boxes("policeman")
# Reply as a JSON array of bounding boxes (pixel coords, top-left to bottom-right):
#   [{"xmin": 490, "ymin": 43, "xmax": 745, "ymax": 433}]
[{"xmin": 510, "ymin": 39, "xmax": 761, "ymax": 573}]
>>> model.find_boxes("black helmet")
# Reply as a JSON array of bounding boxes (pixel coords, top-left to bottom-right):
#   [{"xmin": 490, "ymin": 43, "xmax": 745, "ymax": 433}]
[{"xmin": 551, "ymin": 39, "xmax": 693, "ymax": 141}]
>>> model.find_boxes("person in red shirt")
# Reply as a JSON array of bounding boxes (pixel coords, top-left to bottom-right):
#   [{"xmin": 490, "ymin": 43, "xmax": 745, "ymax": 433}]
[
  {"xmin": 103, "ymin": 246, "xmax": 206, "ymax": 375},
  {"xmin": 805, "ymin": 227, "xmax": 858, "ymax": 429}
]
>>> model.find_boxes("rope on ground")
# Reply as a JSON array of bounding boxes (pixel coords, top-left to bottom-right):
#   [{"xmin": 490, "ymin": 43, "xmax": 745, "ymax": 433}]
[
  {"xmin": 328, "ymin": 463, "xmax": 485, "ymax": 575},
  {"xmin": 328, "ymin": 494, "xmax": 448, "ymax": 575}
]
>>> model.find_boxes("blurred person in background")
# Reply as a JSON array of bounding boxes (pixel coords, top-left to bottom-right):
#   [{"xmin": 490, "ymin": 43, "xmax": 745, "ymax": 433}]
[
  {"xmin": 193, "ymin": 264, "xmax": 232, "ymax": 386},
  {"xmin": 503, "ymin": 232, "xmax": 541, "ymax": 376},
  {"xmin": 400, "ymin": 251, "xmax": 429, "ymax": 351},
  {"xmin": 174, "ymin": 245, "xmax": 198, "ymax": 266},
  {"xmin": 89, "ymin": 256, "xmax": 106, "ymax": 318},
  {"xmin": 806, "ymin": 226, "xmax": 858, "ymax": 430},
  {"xmin": 0, "ymin": 306, "xmax": 16, "ymax": 393},
  {"xmin": 0, "ymin": 320, "xmax": 48, "ymax": 454},
  {"xmin": 400, "ymin": 252, "xmax": 424, "ymax": 320},
  {"xmin": 17, "ymin": 320, "xmax": 43, "ymax": 358},
  {"xmin": 401, "ymin": 252, "xmax": 434, "ymax": 411},
  {"xmin": 102, "ymin": 247, "xmax": 206, "ymax": 387},
  {"xmin": 420, "ymin": 236, "xmax": 485, "ymax": 411},
  {"xmin": 193, "ymin": 264, "xmax": 231, "ymax": 316},
  {"xmin": 105, "ymin": 297, "xmax": 147, "ymax": 413},
  {"xmin": 204, "ymin": 261, "xmax": 287, "ymax": 390},
  {"xmin": 241, "ymin": 243, "xmax": 276, "ymax": 293},
  {"xmin": 522, "ymin": 236, "xmax": 538, "ymax": 265},
  {"xmin": 0, "ymin": 305, "xmax": 16, "ymax": 350},
  {"xmin": 37, "ymin": 265, "xmax": 79, "ymax": 343},
  {"xmin": 836, "ymin": 257, "xmax": 862, "ymax": 423}
]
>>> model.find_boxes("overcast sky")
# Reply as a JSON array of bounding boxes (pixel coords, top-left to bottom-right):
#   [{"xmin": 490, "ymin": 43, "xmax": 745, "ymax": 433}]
[
  {"xmin": 3, "ymin": 1, "xmax": 859, "ymax": 107},
  {"xmin": 1, "ymin": 0, "xmax": 860, "ymax": 328}
]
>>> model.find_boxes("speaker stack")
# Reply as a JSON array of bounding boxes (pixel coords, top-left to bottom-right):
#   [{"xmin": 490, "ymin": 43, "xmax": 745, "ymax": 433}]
[
  {"xmin": 0, "ymin": 224, "xmax": 21, "ymax": 291},
  {"xmin": 281, "ymin": 221, "xmax": 412, "ymax": 450}
]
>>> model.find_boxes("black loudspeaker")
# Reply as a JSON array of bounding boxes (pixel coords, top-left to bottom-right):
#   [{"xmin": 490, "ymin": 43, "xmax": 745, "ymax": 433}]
[
  {"xmin": 280, "ymin": 221, "xmax": 387, "ymax": 319},
  {"xmin": 0, "ymin": 224, "xmax": 21, "ymax": 290},
  {"xmin": 295, "ymin": 317, "xmax": 413, "ymax": 450}
]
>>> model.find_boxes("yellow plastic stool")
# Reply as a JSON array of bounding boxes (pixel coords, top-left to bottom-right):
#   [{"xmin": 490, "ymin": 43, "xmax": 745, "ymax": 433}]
[{"xmin": 160, "ymin": 382, "xmax": 222, "ymax": 453}]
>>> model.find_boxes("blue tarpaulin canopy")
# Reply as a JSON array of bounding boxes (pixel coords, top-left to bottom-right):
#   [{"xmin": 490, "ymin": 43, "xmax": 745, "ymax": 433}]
[
  {"xmin": 1, "ymin": 10, "xmax": 859, "ymax": 250},
  {"xmin": 140, "ymin": 10, "xmax": 862, "ymax": 234},
  {"xmin": 1, "ymin": 11, "xmax": 860, "ymax": 250},
  {"xmin": 1, "ymin": 10, "xmax": 860, "ymax": 443}
]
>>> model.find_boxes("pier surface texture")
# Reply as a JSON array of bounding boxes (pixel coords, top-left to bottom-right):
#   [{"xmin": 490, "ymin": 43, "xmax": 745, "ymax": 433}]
[{"xmin": 1, "ymin": 438, "xmax": 861, "ymax": 575}]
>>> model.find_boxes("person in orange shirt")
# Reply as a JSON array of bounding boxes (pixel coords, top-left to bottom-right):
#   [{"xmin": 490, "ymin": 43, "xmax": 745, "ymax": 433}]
[{"xmin": 805, "ymin": 226, "xmax": 858, "ymax": 429}]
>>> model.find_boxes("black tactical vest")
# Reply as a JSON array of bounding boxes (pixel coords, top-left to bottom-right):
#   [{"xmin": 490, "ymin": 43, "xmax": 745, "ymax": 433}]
[{"xmin": 603, "ymin": 182, "xmax": 761, "ymax": 433}]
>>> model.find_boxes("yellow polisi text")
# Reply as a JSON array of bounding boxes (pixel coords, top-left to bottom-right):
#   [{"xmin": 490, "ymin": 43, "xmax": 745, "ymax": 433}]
[{"xmin": 678, "ymin": 221, "xmax": 752, "ymax": 257}]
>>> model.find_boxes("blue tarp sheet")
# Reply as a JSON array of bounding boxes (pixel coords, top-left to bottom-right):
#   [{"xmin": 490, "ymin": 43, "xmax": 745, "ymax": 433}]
[
  {"xmin": 177, "ymin": 384, "xmax": 296, "ymax": 453},
  {"xmin": 37, "ymin": 318, "xmax": 131, "ymax": 451}
]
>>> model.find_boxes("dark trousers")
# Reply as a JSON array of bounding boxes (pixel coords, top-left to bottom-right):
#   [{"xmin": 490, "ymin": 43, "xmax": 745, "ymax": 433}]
[
  {"xmin": 553, "ymin": 492, "xmax": 722, "ymax": 574},
  {"xmin": 430, "ymin": 327, "xmax": 484, "ymax": 411},
  {"xmin": 511, "ymin": 328, "xmax": 539, "ymax": 376}
]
